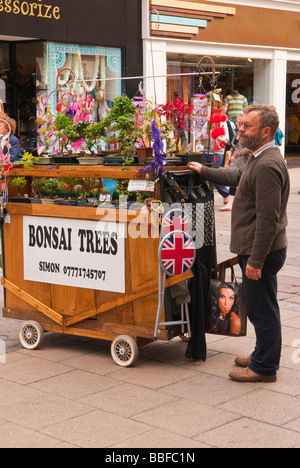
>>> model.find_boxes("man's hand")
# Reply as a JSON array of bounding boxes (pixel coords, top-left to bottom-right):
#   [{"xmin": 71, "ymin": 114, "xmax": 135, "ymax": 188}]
[
  {"xmin": 188, "ymin": 162, "xmax": 203, "ymax": 174},
  {"xmin": 246, "ymin": 264, "xmax": 262, "ymax": 281}
]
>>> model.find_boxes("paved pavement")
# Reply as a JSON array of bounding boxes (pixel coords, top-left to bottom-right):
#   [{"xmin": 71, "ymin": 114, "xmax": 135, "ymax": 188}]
[{"xmin": 0, "ymin": 160, "xmax": 299, "ymax": 448}]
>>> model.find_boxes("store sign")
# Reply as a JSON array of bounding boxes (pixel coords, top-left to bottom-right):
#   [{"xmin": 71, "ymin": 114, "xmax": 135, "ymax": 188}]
[
  {"xmin": 23, "ymin": 216, "xmax": 125, "ymax": 293},
  {"xmin": 0, "ymin": 0, "xmax": 61, "ymax": 20}
]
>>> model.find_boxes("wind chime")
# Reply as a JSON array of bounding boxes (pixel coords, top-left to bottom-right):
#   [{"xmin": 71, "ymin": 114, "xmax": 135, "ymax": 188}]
[{"xmin": 196, "ymin": 56, "xmax": 227, "ymax": 156}]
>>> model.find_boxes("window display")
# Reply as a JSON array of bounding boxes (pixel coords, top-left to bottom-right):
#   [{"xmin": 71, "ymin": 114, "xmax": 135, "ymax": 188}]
[
  {"xmin": 35, "ymin": 42, "xmax": 122, "ymax": 154},
  {"xmin": 39, "ymin": 42, "xmax": 121, "ymax": 117}
]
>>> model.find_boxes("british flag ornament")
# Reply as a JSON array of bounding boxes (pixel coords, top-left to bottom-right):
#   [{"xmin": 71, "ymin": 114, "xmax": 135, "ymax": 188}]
[
  {"xmin": 162, "ymin": 211, "xmax": 190, "ymax": 237},
  {"xmin": 159, "ymin": 230, "xmax": 196, "ymax": 277}
]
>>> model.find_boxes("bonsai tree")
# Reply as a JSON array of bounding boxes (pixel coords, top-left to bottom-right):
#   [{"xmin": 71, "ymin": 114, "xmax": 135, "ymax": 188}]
[
  {"xmin": 102, "ymin": 95, "xmax": 142, "ymax": 159},
  {"xmin": 31, "ymin": 177, "xmax": 46, "ymax": 198},
  {"xmin": 11, "ymin": 176, "xmax": 27, "ymax": 197},
  {"xmin": 158, "ymin": 98, "xmax": 193, "ymax": 154},
  {"xmin": 83, "ymin": 121, "xmax": 106, "ymax": 155},
  {"xmin": 142, "ymin": 120, "xmax": 175, "ymax": 149},
  {"xmin": 44, "ymin": 178, "xmax": 62, "ymax": 199},
  {"xmin": 54, "ymin": 114, "xmax": 83, "ymax": 155}
]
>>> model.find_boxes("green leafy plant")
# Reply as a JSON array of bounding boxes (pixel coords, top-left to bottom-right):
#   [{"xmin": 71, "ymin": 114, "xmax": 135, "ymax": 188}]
[
  {"xmin": 83, "ymin": 122, "xmax": 106, "ymax": 154},
  {"xmin": 103, "ymin": 95, "xmax": 142, "ymax": 158},
  {"xmin": 44, "ymin": 178, "xmax": 62, "ymax": 199},
  {"xmin": 20, "ymin": 152, "xmax": 39, "ymax": 168},
  {"xmin": 11, "ymin": 176, "xmax": 27, "ymax": 197},
  {"xmin": 31, "ymin": 177, "xmax": 46, "ymax": 198}
]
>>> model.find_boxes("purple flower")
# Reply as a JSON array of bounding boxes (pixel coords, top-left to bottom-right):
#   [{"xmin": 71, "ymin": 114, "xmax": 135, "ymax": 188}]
[{"xmin": 139, "ymin": 117, "xmax": 168, "ymax": 176}]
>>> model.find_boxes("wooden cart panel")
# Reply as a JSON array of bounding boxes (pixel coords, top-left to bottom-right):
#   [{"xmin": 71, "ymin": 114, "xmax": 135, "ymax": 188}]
[{"xmin": 2, "ymin": 202, "xmax": 191, "ymax": 343}]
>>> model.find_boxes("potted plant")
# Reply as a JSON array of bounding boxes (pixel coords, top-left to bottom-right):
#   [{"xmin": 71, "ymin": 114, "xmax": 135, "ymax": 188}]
[
  {"xmin": 52, "ymin": 114, "xmax": 82, "ymax": 162},
  {"xmin": 158, "ymin": 98, "xmax": 192, "ymax": 155},
  {"xmin": 31, "ymin": 177, "xmax": 46, "ymax": 200},
  {"xmin": 102, "ymin": 95, "xmax": 142, "ymax": 163},
  {"xmin": 43, "ymin": 178, "xmax": 63, "ymax": 204},
  {"xmin": 78, "ymin": 121, "xmax": 106, "ymax": 165},
  {"xmin": 11, "ymin": 177, "xmax": 27, "ymax": 197},
  {"xmin": 139, "ymin": 120, "xmax": 175, "ymax": 164}
]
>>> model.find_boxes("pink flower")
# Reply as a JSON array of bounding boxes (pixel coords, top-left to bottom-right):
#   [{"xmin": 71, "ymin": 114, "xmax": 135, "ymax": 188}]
[{"xmin": 72, "ymin": 139, "xmax": 85, "ymax": 152}]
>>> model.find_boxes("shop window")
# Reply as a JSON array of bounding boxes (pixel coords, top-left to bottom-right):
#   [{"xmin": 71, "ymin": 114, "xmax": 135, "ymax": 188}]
[
  {"xmin": 1, "ymin": 41, "xmax": 122, "ymax": 153},
  {"xmin": 166, "ymin": 54, "xmax": 270, "ymax": 151},
  {"xmin": 166, "ymin": 54, "xmax": 267, "ymax": 105},
  {"xmin": 286, "ymin": 61, "xmax": 300, "ymax": 152},
  {"xmin": 41, "ymin": 43, "xmax": 122, "ymax": 121}
]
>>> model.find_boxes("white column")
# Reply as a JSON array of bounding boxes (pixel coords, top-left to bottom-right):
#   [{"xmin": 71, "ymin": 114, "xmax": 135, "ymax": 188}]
[
  {"xmin": 143, "ymin": 39, "xmax": 167, "ymax": 107},
  {"xmin": 269, "ymin": 49, "xmax": 287, "ymax": 156}
]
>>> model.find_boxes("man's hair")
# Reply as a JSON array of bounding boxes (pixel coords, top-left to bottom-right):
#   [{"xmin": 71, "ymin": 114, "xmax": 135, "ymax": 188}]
[{"xmin": 243, "ymin": 104, "xmax": 279, "ymax": 139}]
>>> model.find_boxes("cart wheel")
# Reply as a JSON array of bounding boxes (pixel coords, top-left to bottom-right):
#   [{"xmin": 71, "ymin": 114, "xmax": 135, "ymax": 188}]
[
  {"xmin": 19, "ymin": 321, "xmax": 44, "ymax": 350},
  {"xmin": 111, "ymin": 335, "xmax": 138, "ymax": 367}
]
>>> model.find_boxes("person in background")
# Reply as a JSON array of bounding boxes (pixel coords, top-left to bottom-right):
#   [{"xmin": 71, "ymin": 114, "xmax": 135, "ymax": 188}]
[
  {"xmin": 0, "ymin": 115, "xmax": 23, "ymax": 162},
  {"xmin": 202, "ymin": 99, "xmax": 231, "ymax": 205},
  {"xmin": 220, "ymin": 116, "xmax": 251, "ymax": 212}
]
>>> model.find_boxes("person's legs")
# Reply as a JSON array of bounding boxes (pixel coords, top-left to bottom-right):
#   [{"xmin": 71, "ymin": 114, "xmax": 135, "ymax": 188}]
[{"xmin": 238, "ymin": 248, "xmax": 287, "ymax": 377}]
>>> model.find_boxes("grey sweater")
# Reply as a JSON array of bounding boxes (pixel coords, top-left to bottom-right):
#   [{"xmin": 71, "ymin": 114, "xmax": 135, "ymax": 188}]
[{"xmin": 200, "ymin": 146, "xmax": 290, "ymax": 269}]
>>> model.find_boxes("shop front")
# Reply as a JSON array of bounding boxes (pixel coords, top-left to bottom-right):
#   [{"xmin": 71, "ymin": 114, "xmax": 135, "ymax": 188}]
[
  {"xmin": 0, "ymin": 0, "xmax": 142, "ymax": 152},
  {"xmin": 142, "ymin": 0, "xmax": 300, "ymax": 156}
]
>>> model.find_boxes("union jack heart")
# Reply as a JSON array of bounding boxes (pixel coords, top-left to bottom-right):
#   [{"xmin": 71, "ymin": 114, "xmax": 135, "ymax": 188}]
[
  {"xmin": 159, "ymin": 231, "xmax": 195, "ymax": 276},
  {"xmin": 162, "ymin": 212, "xmax": 190, "ymax": 237}
]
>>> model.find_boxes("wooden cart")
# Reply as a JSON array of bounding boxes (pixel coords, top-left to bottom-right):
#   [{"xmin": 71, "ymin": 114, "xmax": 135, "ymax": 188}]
[{"xmin": 1, "ymin": 165, "xmax": 192, "ymax": 366}]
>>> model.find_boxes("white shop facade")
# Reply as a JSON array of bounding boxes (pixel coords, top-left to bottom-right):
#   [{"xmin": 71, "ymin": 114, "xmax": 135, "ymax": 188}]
[{"xmin": 142, "ymin": 0, "xmax": 300, "ymax": 156}]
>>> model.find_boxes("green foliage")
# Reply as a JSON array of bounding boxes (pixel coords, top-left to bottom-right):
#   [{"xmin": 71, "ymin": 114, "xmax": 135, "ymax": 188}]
[
  {"xmin": 11, "ymin": 176, "xmax": 27, "ymax": 195},
  {"xmin": 102, "ymin": 95, "xmax": 142, "ymax": 158},
  {"xmin": 83, "ymin": 122, "xmax": 106, "ymax": 153},
  {"xmin": 20, "ymin": 152, "xmax": 39, "ymax": 168},
  {"xmin": 44, "ymin": 178, "xmax": 62, "ymax": 199}
]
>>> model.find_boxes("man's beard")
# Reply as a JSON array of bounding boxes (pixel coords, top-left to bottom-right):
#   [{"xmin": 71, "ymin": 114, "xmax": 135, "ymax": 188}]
[{"xmin": 239, "ymin": 132, "xmax": 262, "ymax": 151}]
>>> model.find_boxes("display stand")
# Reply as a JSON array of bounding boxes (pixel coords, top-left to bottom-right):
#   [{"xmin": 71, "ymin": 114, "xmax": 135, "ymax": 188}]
[{"xmin": 1, "ymin": 164, "xmax": 192, "ymax": 367}]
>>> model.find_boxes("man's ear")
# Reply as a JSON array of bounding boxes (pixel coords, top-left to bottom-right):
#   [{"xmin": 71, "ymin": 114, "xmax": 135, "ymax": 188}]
[{"xmin": 262, "ymin": 126, "xmax": 272, "ymax": 139}]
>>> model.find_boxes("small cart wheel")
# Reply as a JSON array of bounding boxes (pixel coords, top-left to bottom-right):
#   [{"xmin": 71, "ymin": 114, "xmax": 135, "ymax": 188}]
[
  {"xmin": 111, "ymin": 335, "xmax": 138, "ymax": 367},
  {"xmin": 19, "ymin": 321, "xmax": 44, "ymax": 350}
]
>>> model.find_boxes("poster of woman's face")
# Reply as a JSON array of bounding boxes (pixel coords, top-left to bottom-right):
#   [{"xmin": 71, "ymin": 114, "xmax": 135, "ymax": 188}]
[{"xmin": 207, "ymin": 281, "xmax": 247, "ymax": 337}]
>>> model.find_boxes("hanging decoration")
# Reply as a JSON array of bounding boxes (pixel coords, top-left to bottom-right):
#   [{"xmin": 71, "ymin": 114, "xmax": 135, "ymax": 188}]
[
  {"xmin": 78, "ymin": 53, "xmax": 100, "ymax": 93},
  {"xmin": 140, "ymin": 108, "xmax": 168, "ymax": 176},
  {"xmin": 209, "ymin": 109, "xmax": 228, "ymax": 152},
  {"xmin": 0, "ymin": 118, "xmax": 12, "ymax": 219}
]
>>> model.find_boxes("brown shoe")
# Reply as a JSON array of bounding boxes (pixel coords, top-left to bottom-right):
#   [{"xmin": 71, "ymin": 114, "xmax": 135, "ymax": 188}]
[
  {"xmin": 229, "ymin": 367, "xmax": 277, "ymax": 383},
  {"xmin": 235, "ymin": 355, "xmax": 280, "ymax": 370},
  {"xmin": 235, "ymin": 355, "xmax": 252, "ymax": 368}
]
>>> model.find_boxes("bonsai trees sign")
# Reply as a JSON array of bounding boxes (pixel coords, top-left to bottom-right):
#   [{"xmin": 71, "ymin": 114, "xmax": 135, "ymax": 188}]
[{"xmin": 23, "ymin": 216, "xmax": 126, "ymax": 293}]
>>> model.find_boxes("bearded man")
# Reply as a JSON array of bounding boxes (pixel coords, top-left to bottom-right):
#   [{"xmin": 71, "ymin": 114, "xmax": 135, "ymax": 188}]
[{"xmin": 189, "ymin": 104, "xmax": 290, "ymax": 383}]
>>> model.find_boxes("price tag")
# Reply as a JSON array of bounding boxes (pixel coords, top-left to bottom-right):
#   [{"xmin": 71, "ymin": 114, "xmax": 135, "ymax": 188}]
[{"xmin": 128, "ymin": 180, "xmax": 155, "ymax": 192}]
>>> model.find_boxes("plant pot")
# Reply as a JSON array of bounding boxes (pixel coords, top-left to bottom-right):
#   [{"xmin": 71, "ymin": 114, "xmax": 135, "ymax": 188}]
[
  {"xmin": 180, "ymin": 154, "xmax": 203, "ymax": 165},
  {"xmin": 35, "ymin": 156, "xmax": 55, "ymax": 165},
  {"xmin": 55, "ymin": 200, "xmax": 78, "ymax": 206},
  {"xmin": 10, "ymin": 197, "xmax": 31, "ymax": 204},
  {"xmin": 52, "ymin": 156, "xmax": 79, "ymax": 165},
  {"xmin": 104, "ymin": 155, "xmax": 138, "ymax": 165},
  {"xmin": 137, "ymin": 147, "xmax": 153, "ymax": 164},
  {"xmin": 78, "ymin": 157, "xmax": 104, "ymax": 166},
  {"xmin": 41, "ymin": 198, "xmax": 55, "ymax": 205},
  {"xmin": 166, "ymin": 156, "xmax": 182, "ymax": 166},
  {"xmin": 29, "ymin": 197, "xmax": 42, "ymax": 204}
]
